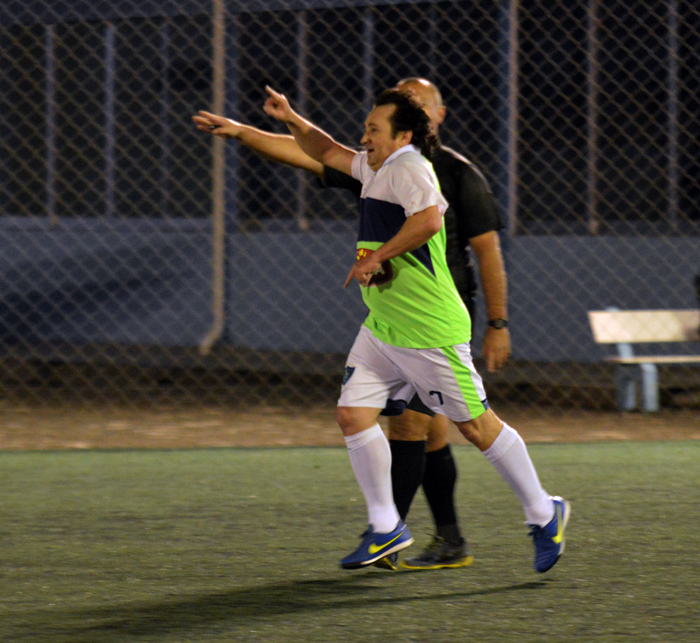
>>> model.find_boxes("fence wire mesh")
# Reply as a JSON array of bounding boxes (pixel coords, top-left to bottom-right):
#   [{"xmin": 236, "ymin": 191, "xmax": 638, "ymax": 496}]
[{"xmin": 1, "ymin": 0, "xmax": 699, "ymax": 416}]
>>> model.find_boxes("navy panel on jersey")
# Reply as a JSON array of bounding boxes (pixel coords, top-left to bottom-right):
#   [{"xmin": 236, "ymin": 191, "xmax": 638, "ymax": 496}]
[
  {"xmin": 358, "ymin": 197, "xmax": 435, "ymax": 275},
  {"xmin": 358, "ymin": 197, "xmax": 406, "ymax": 242},
  {"xmin": 409, "ymin": 245, "xmax": 435, "ymax": 276}
]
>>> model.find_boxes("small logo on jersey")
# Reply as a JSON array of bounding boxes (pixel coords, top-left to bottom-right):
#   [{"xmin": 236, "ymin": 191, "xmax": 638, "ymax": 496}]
[
  {"xmin": 356, "ymin": 248, "xmax": 393, "ymax": 286},
  {"xmin": 342, "ymin": 366, "xmax": 356, "ymax": 386}
]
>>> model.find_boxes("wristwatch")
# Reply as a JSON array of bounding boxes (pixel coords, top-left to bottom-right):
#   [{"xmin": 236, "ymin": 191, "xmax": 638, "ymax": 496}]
[{"xmin": 488, "ymin": 319, "xmax": 509, "ymax": 329}]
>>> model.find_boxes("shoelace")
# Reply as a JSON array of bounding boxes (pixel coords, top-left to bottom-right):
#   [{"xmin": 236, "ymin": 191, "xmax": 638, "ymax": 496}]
[{"xmin": 527, "ymin": 524, "xmax": 544, "ymax": 539}]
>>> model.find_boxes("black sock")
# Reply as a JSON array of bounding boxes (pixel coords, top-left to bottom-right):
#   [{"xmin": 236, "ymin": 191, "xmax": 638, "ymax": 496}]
[
  {"xmin": 422, "ymin": 444, "xmax": 463, "ymax": 542},
  {"xmin": 389, "ymin": 439, "xmax": 427, "ymax": 521}
]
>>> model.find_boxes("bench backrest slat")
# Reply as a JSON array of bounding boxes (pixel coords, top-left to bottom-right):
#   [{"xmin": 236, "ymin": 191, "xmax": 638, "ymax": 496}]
[{"xmin": 588, "ymin": 310, "xmax": 700, "ymax": 344}]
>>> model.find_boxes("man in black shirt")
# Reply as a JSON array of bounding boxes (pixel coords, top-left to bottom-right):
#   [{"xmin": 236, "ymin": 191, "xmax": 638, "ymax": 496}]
[{"xmin": 193, "ymin": 78, "xmax": 511, "ymax": 570}]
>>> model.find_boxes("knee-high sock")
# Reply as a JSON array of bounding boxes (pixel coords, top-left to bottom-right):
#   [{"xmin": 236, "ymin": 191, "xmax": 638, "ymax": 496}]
[
  {"xmin": 482, "ymin": 423, "xmax": 554, "ymax": 527},
  {"xmin": 345, "ymin": 424, "xmax": 401, "ymax": 533},
  {"xmin": 422, "ymin": 445, "xmax": 463, "ymax": 542},
  {"xmin": 389, "ymin": 439, "xmax": 426, "ymax": 521}
]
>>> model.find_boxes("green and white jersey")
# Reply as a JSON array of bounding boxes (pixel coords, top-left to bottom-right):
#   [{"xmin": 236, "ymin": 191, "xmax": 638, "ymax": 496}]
[{"xmin": 351, "ymin": 145, "xmax": 471, "ymax": 348}]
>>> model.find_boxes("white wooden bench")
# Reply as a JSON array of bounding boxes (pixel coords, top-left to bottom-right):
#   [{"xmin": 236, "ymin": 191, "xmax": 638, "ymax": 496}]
[{"xmin": 588, "ymin": 308, "xmax": 700, "ymax": 412}]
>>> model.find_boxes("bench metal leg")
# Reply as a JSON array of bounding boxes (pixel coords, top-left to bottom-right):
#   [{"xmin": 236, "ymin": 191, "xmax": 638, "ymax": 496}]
[
  {"xmin": 614, "ymin": 365, "xmax": 638, "ymax": 411},
  {"xmin": 614, "ymin": 363, "xmax": 660, "ymax": 412},
  {"xmin": 640, "ymin": 363, "xmax": 659, "ymax": 412}
]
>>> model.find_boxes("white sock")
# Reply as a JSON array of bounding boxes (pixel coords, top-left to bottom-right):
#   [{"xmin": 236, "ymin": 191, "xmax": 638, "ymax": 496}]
[
  {"xmin": 344, "ymin": 423, "xmax": 401, "ymax": 533},
  {"xmin": 483, "ymin": 423, "xmax": 554, "ymax": 527}
]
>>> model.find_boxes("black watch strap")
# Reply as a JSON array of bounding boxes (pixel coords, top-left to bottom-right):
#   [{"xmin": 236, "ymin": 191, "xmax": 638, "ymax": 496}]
[{"xmin": 488, "ymin": 319, "xmax": 509, "ymax": 329}]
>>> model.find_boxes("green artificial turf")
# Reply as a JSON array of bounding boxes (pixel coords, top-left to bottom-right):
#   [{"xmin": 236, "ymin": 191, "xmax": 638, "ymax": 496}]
[{"xmin": 1, "ymin": 442, "xmax": 699, "ymax": 642}]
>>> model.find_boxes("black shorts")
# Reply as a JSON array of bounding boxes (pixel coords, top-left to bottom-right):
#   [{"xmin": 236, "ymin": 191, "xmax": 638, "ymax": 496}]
[
  {"xmin": 406, "ymin": 393, "xmax": 437, "ymax": 417},
  {"xmin": 379, "ymin": 393, "xmax": 436, "ymax": 418}
]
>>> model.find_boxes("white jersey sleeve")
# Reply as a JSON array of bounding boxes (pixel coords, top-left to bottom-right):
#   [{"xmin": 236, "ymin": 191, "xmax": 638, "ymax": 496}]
[
  {"xmin": 390, "ymin": 155, "xmax": 448, "ymax": 217},
  {"xmin": 351, "ymin": 151, "xmax": 372, "ymax": 184}
]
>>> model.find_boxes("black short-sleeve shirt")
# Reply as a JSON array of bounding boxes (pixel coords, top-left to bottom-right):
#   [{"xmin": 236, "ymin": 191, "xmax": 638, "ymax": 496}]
[{"xmin": 321, "ymin": 145, "xmax": 502, "ymax": 315}]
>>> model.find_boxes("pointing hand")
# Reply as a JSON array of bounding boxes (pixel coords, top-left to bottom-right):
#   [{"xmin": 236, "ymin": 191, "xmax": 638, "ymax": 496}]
[
  {"xmin": 192, "ymin": 111, "xmax": 243, "ymax": 139},
  {"xmin": 263, "ymin": 86, "xmax": 294, "ymax": 122}
]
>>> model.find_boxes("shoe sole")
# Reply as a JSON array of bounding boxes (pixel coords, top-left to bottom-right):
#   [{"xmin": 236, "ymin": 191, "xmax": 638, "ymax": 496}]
[
  {"xmin": 537, "ymin": 498, "xmax": 571, "ymax": 573},
  {"xmin": 341, "ymin": 536, "xmax": 414, "ymax": 570},
  {"xmin": 399, "ymin": 555, "xmax": 474, "ymax": 571},
  {"xmin": 372, "ymin": 557, "xmax": 398, "ymax": 571}
]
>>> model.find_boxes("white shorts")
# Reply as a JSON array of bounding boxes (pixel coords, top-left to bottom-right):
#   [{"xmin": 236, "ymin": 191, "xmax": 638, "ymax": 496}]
[{"xmin": 338, "ymin": 325, "xmax": 488, "ymax": 423}]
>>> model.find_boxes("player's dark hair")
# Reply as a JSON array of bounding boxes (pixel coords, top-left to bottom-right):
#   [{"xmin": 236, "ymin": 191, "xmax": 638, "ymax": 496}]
[{"xmin": 373, "ymin": 88, "xmax": 437, "ymax": 160}]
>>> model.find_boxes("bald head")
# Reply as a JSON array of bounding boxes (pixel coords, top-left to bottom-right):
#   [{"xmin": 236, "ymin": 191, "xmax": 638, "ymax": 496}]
[
  {"xmin": 395, "ymin": 78, "xmax": 446, "ymax": 135},
  {"xmin": 397, "ymin": 78, "xmax": 443, "ymax": 107}
]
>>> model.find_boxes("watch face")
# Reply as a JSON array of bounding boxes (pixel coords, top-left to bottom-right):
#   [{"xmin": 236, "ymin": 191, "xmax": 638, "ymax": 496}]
[{"xmin": 489, "ymin": 319, "xmax": 507, "ymax": 329}]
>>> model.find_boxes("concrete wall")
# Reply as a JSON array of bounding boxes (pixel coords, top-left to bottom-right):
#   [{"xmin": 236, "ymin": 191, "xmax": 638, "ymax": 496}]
[
  {"xmin": 0, "ymin": 219, "xmax": 212, "ymax": 347},
  {"xmin": 497, "ymin": 237, "xmax": 700, "ymax": 362},
  {"xmin": 2, "ymin": 220, "xmax": 698, "ymax": 362}
]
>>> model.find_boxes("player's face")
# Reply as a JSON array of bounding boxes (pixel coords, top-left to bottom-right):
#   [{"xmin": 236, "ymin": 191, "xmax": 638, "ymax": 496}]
[
  {"xmin": 396, "ymin": 80, "xmax": 445, "ymax": 136},
  {"xmin": 361, "ymin": 104, "xmax": 407, "ymax": 171}
]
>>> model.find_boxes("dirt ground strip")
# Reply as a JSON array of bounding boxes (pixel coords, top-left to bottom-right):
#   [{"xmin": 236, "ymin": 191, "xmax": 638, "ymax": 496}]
[{"xmin": 0, "ymin": 401, "xmax": 698, "ymax": 450}]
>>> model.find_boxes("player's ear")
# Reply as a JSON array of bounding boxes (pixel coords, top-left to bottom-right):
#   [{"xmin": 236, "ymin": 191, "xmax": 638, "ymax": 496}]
[
  {"xmin": 436, "ymin": 106, "xmax": 447, "ymax": 126},
  {"xmin": 398, "ymin": 130, "xmax": 413, "ymax": 146}
]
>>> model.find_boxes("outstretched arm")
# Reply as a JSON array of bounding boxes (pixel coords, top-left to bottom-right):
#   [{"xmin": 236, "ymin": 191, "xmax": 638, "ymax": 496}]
[
  {"xmin": 192, "ymin": 110, "xmax": 324, "ymax": 177},
  {"xmin": 263, "ymin": 86, "xmax": 356, "ymax": 176}
]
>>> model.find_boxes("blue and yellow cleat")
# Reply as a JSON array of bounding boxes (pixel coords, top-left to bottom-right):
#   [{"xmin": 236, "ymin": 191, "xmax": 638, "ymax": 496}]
[
  {"xmin": 528, "ymin": 496, "xmax": 570, "ymax": 573},
  {"xmin": 340, "ymin": 521, "xmax": 413, "ymax": 570}
]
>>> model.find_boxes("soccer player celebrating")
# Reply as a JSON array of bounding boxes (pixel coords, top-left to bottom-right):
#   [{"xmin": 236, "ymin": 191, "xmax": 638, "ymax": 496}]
[
  {"xmin": 319, "ymin": 78, "xmax": 510, "ymax": 571},
  {"xmin": 194, "ymin": 78, "xmax": 508, "ymax": 572},
  {"xmin": 259, "ymin": 85, "xmax": 569, "ymax": 572}
]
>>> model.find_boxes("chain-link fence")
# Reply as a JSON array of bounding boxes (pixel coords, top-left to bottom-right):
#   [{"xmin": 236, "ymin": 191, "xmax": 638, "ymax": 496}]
[{"xmin": 1, "ymin": 0, "xmax": 699, "ymax": 415}]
